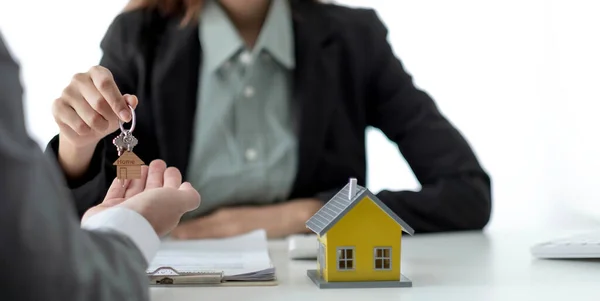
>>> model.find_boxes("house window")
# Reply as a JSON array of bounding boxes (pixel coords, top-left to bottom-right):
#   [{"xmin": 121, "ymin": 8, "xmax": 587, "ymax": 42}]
[
  {"xmin": 337, "ymin": 247, "xmax": 355, "ymax": 270},
  {"xmin": 374, "ymin": 247, "xmax": 392, "ymax": 270}
]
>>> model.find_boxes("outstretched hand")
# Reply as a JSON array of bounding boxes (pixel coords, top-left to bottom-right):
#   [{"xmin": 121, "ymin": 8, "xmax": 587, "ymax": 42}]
[
  {"xmin": 81, "ymin": 165, "xmax": 151, "ymax": 222},
  {"xmin": 82, "ymin": 160, "xmax": 201, "ymax": 236}
]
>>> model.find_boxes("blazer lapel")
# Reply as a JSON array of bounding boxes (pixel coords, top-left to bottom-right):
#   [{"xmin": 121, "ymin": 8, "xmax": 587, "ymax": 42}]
[
  {"xmin": 289, "ymin": 1, "xmax": 340, "ymax": 197},
  {"xmin": 150, "ymin": 18, "xmax": 201, "ymax": 178}
]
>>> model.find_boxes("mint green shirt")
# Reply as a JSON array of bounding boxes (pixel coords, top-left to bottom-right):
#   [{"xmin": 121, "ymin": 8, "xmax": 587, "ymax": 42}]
[{"xmin": 185, "ymin": 0, "xmax": 298, "ymax": 218}]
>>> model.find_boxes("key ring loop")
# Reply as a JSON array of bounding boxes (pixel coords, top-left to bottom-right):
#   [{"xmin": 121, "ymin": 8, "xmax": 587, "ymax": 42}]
[{"xmin": 118, "ymin": 105, "xmax": 136, "ymax": 134}]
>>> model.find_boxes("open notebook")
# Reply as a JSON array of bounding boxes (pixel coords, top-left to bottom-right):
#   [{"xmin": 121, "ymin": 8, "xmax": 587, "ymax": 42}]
[{"xmin": 147, "ymin": 229, "xmax": 276, "ymax": 285}]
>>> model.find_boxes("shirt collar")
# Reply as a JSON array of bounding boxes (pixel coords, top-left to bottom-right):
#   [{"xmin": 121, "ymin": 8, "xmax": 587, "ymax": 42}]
[
  {"xmin": 199, "ymin": 0, "xmax": 242, "ymax": 73},
  {"xmin": 255, "ymin": 0, "xmax": 295, "ymax": 69},
  {"xmin": 199, "ymin": 0, "xmax": 295, "ymax": 72}
]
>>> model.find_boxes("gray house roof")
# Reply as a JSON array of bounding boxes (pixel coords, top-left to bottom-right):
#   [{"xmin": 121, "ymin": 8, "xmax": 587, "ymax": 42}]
[{"xmin": 306, "ymin": 178, "xmax": 414, "ymax": 236}]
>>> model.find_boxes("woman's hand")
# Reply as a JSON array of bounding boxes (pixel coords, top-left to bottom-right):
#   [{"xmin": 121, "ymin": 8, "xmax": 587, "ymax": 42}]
[
  {"xmin": 170, "ymin": 198, "xmax": 323, "ymax": 239},
  {"xmin": 52, "ymin": 65, "xmax": 137, "ymax": 149},
  {"xmin": 52, "ymin": 66, "xmax": 138, "ymax": 179}
]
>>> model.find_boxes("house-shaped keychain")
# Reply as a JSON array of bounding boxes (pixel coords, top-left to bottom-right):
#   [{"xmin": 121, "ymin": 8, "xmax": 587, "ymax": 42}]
[
  {"xmin": 113, "ymin": 151, "xmax": 145, "ymax": 180},
  {"xmin": 305, "ymin": 178, "xmax": 414, "ymax": 288}
]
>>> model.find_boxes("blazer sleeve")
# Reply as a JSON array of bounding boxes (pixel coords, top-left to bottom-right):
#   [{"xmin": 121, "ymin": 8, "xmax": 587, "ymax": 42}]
[
  {"xmin": 45, "ymin": 13, "xmax": 138, "ymax": 218},
  {"xmin": 0, "ymin": 32, "xmax": 150, "ymax": 301},
  {"xmin": 362, "ymin": 11, "xmax": 492, "ymax": 233}
]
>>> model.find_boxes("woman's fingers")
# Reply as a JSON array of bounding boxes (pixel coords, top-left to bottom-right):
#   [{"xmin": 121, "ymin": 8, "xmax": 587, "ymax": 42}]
[{"xmin": 89, "ymin": 66, "xmax": 131, "ymax": 122}]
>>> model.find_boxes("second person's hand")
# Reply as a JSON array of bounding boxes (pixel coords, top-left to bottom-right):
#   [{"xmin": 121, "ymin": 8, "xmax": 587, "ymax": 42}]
[{"xmin": 83, "ymin": 159, "xmax": 202, "ymax": 237}]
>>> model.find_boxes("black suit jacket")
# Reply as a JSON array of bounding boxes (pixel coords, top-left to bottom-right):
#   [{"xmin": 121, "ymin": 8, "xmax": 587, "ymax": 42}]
[{"xmin": 46, "ymin": 0, "xmax": 492, "ymax": 233}]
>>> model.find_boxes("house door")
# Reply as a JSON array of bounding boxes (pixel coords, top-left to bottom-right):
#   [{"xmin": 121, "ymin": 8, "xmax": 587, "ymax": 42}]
[
  {"xmin": 120, "ymin": 167, "xmax": 127, "ymax": 179},
  {"xmin": 318, "ymin": 242, "xmax": 325, "ymax": 275}
]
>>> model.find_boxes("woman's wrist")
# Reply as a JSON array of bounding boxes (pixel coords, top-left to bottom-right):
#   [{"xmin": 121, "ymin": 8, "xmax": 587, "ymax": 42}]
[{"xmin": 57, "ymin": 135, "xmax": 98, "ymax": 180}]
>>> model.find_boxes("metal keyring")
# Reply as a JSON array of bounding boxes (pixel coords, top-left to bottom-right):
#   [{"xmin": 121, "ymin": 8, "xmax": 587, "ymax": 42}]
[{"xmin": 118, "ymin": 105, "xmax": 136, "ymax": 134}]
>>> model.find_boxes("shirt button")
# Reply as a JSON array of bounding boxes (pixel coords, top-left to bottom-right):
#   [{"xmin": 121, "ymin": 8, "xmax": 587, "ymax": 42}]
[
  {"xmin": 239, "ymin": 51, "xmax": 253, "ymax": 65},
  {"xmin": 243, "ymin": 86, "xmax": 255, "ymax": 98},
  {"xmin": 245, "ymin": 148, "xmax": 257, "ymax": 161}
]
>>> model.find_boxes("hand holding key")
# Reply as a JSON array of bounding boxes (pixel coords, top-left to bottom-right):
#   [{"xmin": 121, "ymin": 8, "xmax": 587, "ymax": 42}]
[
  {"xmin": 112, "ymin": 106, "xmax": 139, "ymax": 156},
  {"xmin": 52, "ymin": 66, "xmax": 138, "ymax": 149}
]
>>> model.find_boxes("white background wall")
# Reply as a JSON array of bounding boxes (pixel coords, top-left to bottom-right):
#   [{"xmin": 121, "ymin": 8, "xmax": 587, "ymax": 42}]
[{"xmin": 1, "ymin": 0, "xmax": 599, "ymax": 231}]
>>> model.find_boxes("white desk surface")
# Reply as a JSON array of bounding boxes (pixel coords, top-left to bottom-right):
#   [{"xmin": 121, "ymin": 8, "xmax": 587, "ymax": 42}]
[{"xmin": 151, "ymin": 221, "xmax": 600, "ymax": 301}]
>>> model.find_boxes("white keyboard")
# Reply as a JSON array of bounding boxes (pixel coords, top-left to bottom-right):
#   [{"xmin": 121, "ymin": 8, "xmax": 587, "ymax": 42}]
[
  {"xmin": 531, "ymin": 231, "xmax": 600, "ymax": 259},
  {"xmin": 287, "ymin": 234, "xmax": 318, "ymax": 259}
]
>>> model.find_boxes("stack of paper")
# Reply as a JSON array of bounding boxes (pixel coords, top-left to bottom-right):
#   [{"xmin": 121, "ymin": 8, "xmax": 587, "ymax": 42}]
[{"xmin": 147, "ymin": 229, "xmax": 275, "ymax": 282}]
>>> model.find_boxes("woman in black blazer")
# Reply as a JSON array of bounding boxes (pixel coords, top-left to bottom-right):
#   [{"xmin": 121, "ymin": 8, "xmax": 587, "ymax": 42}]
[{"xmin": 47, "ymin": 0, "xmax": 492, "ymax": 239}]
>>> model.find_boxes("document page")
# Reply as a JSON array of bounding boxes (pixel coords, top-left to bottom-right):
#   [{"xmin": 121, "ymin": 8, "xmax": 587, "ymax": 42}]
[{"xmin": 147, "ymin": 229, "xmax": 274, "ymax": 278}]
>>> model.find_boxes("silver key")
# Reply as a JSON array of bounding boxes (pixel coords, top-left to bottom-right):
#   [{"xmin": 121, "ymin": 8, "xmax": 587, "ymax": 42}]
[
  {"xmin": 113, "ymin": 105, "xmax": 138, "ymax": 156},
  {"xmin": 122, "ymin": 131, "xmax": 138, "ymax": 151},
  {"xmin": 112, "ymin": 132, "xmax": 132, "ymax": 156}
]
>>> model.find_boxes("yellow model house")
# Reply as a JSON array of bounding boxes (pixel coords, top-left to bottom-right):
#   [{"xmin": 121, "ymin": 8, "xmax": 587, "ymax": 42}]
[{"xmin": 306, "ymin": 178, "xmax": 414, "ymax": 289}]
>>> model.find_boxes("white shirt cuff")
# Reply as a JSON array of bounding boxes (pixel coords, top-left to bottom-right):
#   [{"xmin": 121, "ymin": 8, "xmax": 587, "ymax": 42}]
[{"xmin": 81, "ymin": 207, "xmax": 160, "ymax": 265}]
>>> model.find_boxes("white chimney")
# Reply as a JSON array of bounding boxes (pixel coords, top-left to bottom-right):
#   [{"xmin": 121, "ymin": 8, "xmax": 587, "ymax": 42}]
[{"xmin": 348, "ymin": 178, "xmax": 357, "ymax": 200}]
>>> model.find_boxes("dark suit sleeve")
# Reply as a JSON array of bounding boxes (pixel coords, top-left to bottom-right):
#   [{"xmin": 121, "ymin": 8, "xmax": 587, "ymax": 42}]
[
  {"xmin": 362, "ymin": 11, "xmax": 492, "ymax": 232},
  {"xmin": 0, "ymin": 32, "xmax": 150, "ymax": 301},
  {"xmin": 45, "ymin": 14, "xmax": 138, "ymax": 218}
]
